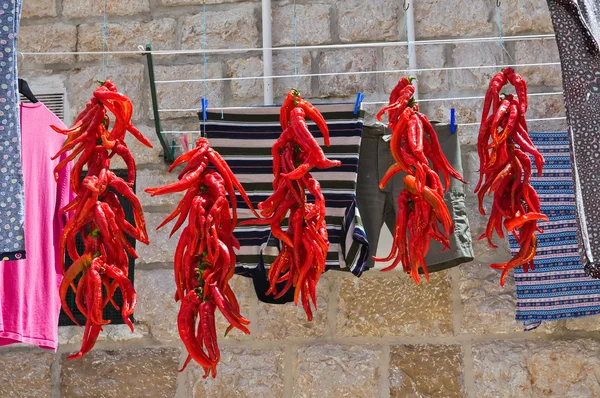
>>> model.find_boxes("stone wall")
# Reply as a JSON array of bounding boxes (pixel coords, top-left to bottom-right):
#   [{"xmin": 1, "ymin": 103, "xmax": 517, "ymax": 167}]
[{"xmin": 2, "ymin": 0, "xmax": 594, "ymax": 397}]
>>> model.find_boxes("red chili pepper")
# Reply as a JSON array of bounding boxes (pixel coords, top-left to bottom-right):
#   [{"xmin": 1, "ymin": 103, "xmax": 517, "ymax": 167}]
[
  {"xmin": 178, "ymin": 291, "xmax": 214, "ymax": 373},
  {"xmin": 504, "ymin": 68, "xmax": 528, "ymax": 115},
  {"xmin": 297, "ymin": 98, "xmax": 330, "ymax": 147},
  {"xmin": 280, "ymin": 89, "xmax": 298, "ymax": 130}
]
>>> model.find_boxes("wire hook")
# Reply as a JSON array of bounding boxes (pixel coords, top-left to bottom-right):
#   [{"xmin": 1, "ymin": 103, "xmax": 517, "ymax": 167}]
[
  {"xmin": 496, "ymin": 0, "xmax": 500, "ymax": 7},
  {"xmin": 403, "ymin": 0, "xmax": 410, "ymax": 11}
]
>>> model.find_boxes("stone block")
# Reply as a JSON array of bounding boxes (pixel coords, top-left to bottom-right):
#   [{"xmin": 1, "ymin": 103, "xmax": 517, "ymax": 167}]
[
  {"xmin": 500, "ymin": 0, "xmax": 554, "ymax": 35},
  {"xmin": 62, "ymin": 0, "xmax": 149, "ymax": 18},
  {"xmin": 421, "ymin": 99, "xmax": 480, "ymax": 127},
  {"xmin": 227, "ymin": 57, "xmax": 263, "ymax": 102},
  {"xmin": 273, "ymin": 4, "xmax": 331, "ymax": 46},
  {"xmin": 337, "ymin": 0, "xmax": 400, "ymax": 43},
  {"xmin": 390, "ymin": 345, "xmax": 465, "ymax": 397},
  {"xmin": 452, "ymin": 42, "xmax": 504, "ymax": 91},
  {"xmin": 336, "ymin": 272, "xmax": 453, "ymax": 337},
  {"xmin": 461, "ymin": 148, "xmax": 512, "ymax": 260},
  {"xmin": 565, "ymin": 316, "xmax": 600, "ymax": 332},
  {"xmin": 179, "ymin": 346, "xmax": 285, "ymax": 397},
  {"xmin": 181, "ymin": 6, "xmax": 260, "ymax": 51},
  {"xmin": 383, "ymin": 45, "xmax": 449, "ymax": 97},
  {"xmin": 215, "ymin": 275, "xmax": 254, "ymax": 340},
  {"xmin": 513, "ymin": 39, "xmax": 562, "ymax": 88},
  {"xmin": 136, "ymin": 211, "xmax": 181, "ymax": 265},
  {"xmin": 77, "ymin": 20, "xmax": 177, "ymax": 62},
  {"xmin": 19, "ymin": 23, "xmax": 77, "ymax": 65},
  {"xmin": 415, "ymin": 0, "xmax": 493, "ymax": 38},
  {"xmin": 125, "ymin": 124, "xmax": 163, "ymax": 166},
  {"xmin": 382, "ymin": 46, "xmax": 408, "ymax": 95},
  {"xmin": 415, "ymin": 45, "xmax": 450, "ymax": 94},
  {"xmin": 256, "ymin": 274, "xmax": 329, "ymax": 340},
  {"xmin": 61, "ymin": 347, "xmax": 180, "ymax": 397},
  {"xmin": 22, "ymin": 0, "xmax": 56, "ymax": 18},
  {"xmin": 137, "ymin": 166, "xmax": 183, "ymax": 208},
  {"xmin": 318, "ymin": 49, "xmax": 377, "ymax": 97},
  {"xmin": 134, "ymin": 271, "xmax": 253, "ymax": 343},
  {"xmin": 68, "ymin": 64, "xmax": 145, "ymax": 121},
  {"xmin": 58, "ymin": 324, "xmax": 149, "ymax": 346},
  {"xmin": 459, "ymin": 262, "xmax": 521, "ymax": 334},
  {"xmin": 134, "ymin": 268, "xmax": 179, "ymax": 342},
  {"xmin": 0, "ymin": 351, "xmax": 54, "ymax": 397},
  {"xmin": 473, "ymin": 339, "xmax": 600, "ymax": 397},
  {"xmin": 273, "ymin": 50, "xmax": 312, "ymax": 98},
  {"xmin": 527, "ymin": 94, "xmax": 565, "ymax": 121},
  {"xmin": 163, "ymin": 0, "xmax": 253, "ymax": 4},
  {"xmin": 294, "ymin": 344, "xmax": 381, "ymax": 397},
  {"xmin": 154, "ymin": 62, "xmax": 224, "ymax": 120},
  {"xmin": 362, "ymin": 103, "xmax": 381, "ymax": 126}
]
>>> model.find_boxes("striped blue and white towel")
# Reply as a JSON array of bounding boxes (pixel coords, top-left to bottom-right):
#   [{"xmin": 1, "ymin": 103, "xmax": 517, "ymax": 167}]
[
  {"xmin": 511, "ymin": 131, "xmax": 600, "ymax": 330},
  {"xmin": 202, "ymin": 104, "xmax": 369, "ymax": 281}
]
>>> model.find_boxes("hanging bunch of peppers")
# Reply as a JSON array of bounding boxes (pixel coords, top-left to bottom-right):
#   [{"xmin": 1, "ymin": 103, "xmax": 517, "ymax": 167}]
[
  {"xmin": 145, "ymin": 138, "xmax": 258, "ymax": 378},
  {"xmin": 373, "ymin": 77, "xmax": 466, "ymax": 282},
  {"xmin": 476, "ymin": 68, "xmax": 548, "ymax": 285},
  {"xmin": 54, "ymin": 80, "xmax": 152, "ymax": 359},
  {"xmin": 240, "ymin": 89, "xmax": 340, "ymax": 321}
]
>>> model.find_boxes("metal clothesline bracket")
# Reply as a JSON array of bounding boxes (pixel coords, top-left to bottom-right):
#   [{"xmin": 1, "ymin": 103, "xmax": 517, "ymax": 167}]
[{"xmin": 144, "ymin": 43, "xmax": 173, "ymax": 164}]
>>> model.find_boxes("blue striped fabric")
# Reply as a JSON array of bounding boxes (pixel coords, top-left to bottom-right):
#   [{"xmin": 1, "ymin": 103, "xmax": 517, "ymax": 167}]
[
  {"xmin": 511, "ymin": 131, "xmax": 600, "ymax": 330},
  {"xmin": 202, "ymin": 104, "xmax": 370, "ymax": 277}
]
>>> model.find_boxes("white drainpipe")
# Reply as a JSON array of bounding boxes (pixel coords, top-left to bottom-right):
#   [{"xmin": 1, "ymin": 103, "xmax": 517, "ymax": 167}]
[{"xmin": 262, "ymin": 0, "xmax": 274, "ymax": 105}]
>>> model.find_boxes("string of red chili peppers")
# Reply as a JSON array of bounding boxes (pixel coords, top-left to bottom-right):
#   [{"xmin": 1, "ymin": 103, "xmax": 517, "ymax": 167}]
[
  {"xmin": 240, "ymin": 89, "xmax": 340, "ymax": 321},
  {"xmin": 476, "ymin": 68, "xmax": 548, "ymax": 286},
  {"xmin": 54, "ymin": 80, "xmax": 152, "ymax": 359},
  {"xmin": 146, "ymin": 138, "xmax": 259, "ymax": 378},
  {"xmin": 373, "ymin": 77, "xmax": 466, "ymax": 282}
]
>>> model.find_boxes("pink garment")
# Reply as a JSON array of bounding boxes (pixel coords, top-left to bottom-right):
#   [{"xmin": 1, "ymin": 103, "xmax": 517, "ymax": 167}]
[{"xmin": 0, "ymin": 102, "xmax": 73, "ymax": 351}]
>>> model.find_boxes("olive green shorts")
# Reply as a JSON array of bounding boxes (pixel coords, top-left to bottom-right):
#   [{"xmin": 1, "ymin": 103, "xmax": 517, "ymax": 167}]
[{"xmin": 356, "ymin": 122, "xmax": 474, "ymax": 273}]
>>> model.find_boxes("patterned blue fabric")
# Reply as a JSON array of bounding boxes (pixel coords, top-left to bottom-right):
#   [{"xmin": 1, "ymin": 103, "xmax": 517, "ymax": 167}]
[
  {"xmin": 0, "ymin": 0, "xmax": 25, "ymax": 260},
  {"xmin": 512, "ymin": 131, "xmax": 600, "ymax": 330}
]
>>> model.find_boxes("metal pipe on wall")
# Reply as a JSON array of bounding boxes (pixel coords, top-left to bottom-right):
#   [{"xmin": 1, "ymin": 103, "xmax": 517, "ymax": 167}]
[
  {"xmin": 405, "ymin": 1, "xmax": 419, "ymax": 99},
  {"xmin": 262, "ymin": 0, "xmax": 274, "ymax": 105}
]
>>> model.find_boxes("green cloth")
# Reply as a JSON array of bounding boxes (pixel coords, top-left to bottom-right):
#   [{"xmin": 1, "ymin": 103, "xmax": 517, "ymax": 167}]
[{"xmin": 356, "ymin": 122, "xmax": 474, "ymax": 273}]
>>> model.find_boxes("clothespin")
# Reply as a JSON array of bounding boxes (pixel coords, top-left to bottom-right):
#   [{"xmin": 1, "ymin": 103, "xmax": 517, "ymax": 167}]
[
  {"xmin": 180, "ymin": 135, "xmax": 189, "ymax": 153},
  {"xmin": 201, "ymin": 97, "xmax": 209, "ymax": 121},
  {"xmin": 450, "ymin": 108, "xmax": 456, "ymax": 134},
  {"xmin": 354, "ymin": 92, "xmax": 365, "ymax": 115}
]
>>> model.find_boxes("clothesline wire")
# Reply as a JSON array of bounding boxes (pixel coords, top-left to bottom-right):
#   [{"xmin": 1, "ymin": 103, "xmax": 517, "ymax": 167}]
[
  {"xmin": 459, "ymin": 117, "xmax": 566, "ymax": 126},
  {"xmin": 154, "ymin": 61, "xmax": 560, "ymax": 85},
  {"xmin": 17, "ymin": 33, "xmax": 556, "ymax": 57},
  {"xmin": 161, "ymin": 117, "xmax": 567, "ymax": 138},
  {"xmin": 157, "ymin": 91, "xmax": 564, "ymax": 113}
]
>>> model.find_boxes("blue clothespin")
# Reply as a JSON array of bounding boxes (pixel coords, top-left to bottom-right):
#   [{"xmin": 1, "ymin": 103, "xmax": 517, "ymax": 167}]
[
  {"xmin": 450, "ymin": 108, "xmax": 456, "ymax": 134},
  {"xmin": 354, "ymin": 92, "xmax": 365, "ymax": 115},
  {"xmin": 201, "ymin": 97, "xmax": 208, "ymax": 121}
]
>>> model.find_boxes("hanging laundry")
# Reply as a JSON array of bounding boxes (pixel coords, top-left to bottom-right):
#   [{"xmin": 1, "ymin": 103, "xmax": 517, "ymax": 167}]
[
  {"xmin": 546, "ymin": 0, "xmax": 600, "ymax": 278},
  {"xmin": 200, "ymin": 103, "xmax": 369, "ymax": 304},
  {"xmin": 0, "ymin": 0, "xmax": 26, "ymax": 260},
  {"xmin": 357, "ymin": 122, "xmax": 473, "ymax": 273},
  {"xmin": 0, "ymin": 101, "xmax": 73, "ymax": 350},
  {"xmin": 513, "ymin": 131, "xmax": 600, "ymax": 330}
]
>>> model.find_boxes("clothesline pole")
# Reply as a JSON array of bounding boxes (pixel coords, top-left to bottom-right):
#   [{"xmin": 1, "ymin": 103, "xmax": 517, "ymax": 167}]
[
  {"xmin": 404, "ymin": 1, "xmax": 419, "ymax": 99},
  {"xmin": 262, "ymin": 0, "xmax": 274, "ymax": 105}
]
